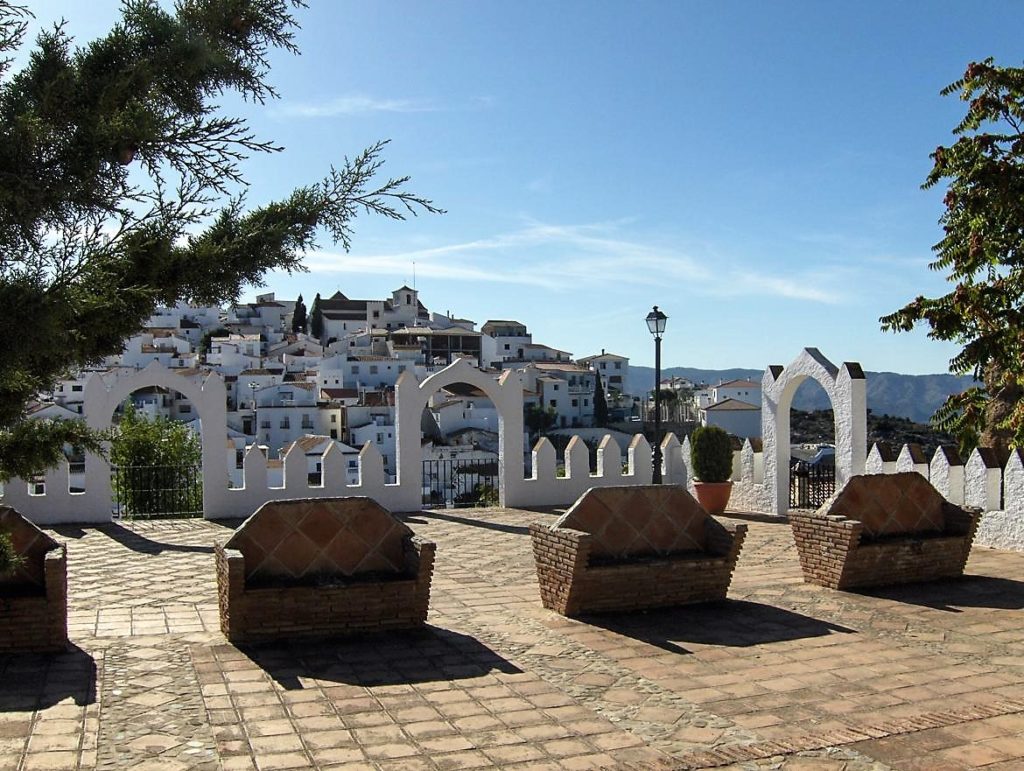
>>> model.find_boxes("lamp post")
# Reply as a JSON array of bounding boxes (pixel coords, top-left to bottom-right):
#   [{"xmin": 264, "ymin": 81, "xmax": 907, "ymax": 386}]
[
  {"xmin": 248, "ymin": 381, "xmax": 258, "ymax": 441},
  {"xmin": 645, "ymin": 306, "xmax": 668, "ymax": 483}
]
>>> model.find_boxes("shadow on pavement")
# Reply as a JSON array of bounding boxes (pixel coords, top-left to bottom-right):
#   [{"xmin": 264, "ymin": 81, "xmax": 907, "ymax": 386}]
[
  {"xmin": 238, "ymin": 625, "xmax": 523, "ymax": 689},
  {"xmin": 0, "ymin": 644, "xmax": 96, "ymax": 711},
  {"xmin": 582, "ymin": 600, "xmax": 856, "ymax": 654},
  {"xmin": 87, "ymin": 522, "xmax": 215, "ymax": 555},
  {"xmin": 403, "ymin": 509, "xmax": 530, "ymax": 535},
  {"xmin": 863, "ymin": 574, "xmax": 1024, "ymax": 611}
]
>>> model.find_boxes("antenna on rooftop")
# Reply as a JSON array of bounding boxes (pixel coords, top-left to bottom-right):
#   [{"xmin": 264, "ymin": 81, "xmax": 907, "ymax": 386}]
[{"xmin": 412, "ymin": 261, "xmax": 416, "ymax": 290}]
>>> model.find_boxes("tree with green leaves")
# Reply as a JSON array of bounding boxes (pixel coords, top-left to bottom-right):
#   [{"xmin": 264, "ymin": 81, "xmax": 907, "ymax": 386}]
[
  {"xmin": 199, "ymin": 326, "xmax": 230, "ymax": 358},
  {"xmin": 291, "ymin": 294, "xmax": 307, "ymax": 334},
  {"xmin": 524, "ymin": 404, "xmax": 557, "ymax": 436},
  {"xmin": 881, "ymin": 60, "xmax": 1024, "ymax": 455},
  {"xmin": 0, "ymin": 0, "xmax": 441, "ymax": 482},
  {"xmin": 310, "ymin": 292, "xmax": 323, "ymax": 340},
  {"xmin": 593, "ymin": 370, "xmax": 609, "ymax": 427},
  {"xmin": 110, "ymin": 402, "xmax": 202, "ymax": 518}
]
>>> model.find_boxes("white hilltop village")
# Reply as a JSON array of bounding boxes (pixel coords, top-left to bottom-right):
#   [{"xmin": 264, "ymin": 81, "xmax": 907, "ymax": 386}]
[{"xmin": 31, "ymin": 284, "xmax": 763, "ymax": 490}]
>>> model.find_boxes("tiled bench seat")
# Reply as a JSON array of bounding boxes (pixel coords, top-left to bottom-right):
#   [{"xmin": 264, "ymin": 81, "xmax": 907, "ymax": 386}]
[
  {"xmin": 0, "ymin": 506, "xmax": 67, "ymax": 652},
  {"xmin": 215, "ymin": 497, "xmax": 434, "ymax": 642},
  {"xmin": 530, "ymin": 485, "xmax": 746, "ymax": 617},
  {"xmin": 790, "ymin": 472, "xmax": 980, "ymax": 590}
]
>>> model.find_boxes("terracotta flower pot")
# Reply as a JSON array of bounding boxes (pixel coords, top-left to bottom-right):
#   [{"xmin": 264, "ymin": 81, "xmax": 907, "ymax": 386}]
[{"xmin": 693, "ymin": 480, "xmax": 733, "ymax": 515}]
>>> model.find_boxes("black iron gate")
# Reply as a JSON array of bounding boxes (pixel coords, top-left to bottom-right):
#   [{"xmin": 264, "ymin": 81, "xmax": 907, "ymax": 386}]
[
  {"xmin": 422, "ymin": 459, "xmax": 498, "ymax": 508},
  {"xmin": 790, "ymin": 460, "xmax": 835, "ymax": 509},
  {"xmin": 112, "ymin": 464, "xmax": 203, "ymax": 519}
]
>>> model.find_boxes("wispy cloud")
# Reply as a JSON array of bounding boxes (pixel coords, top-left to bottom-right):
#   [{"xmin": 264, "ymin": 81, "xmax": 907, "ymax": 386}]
[
  {"xmin": 275, "ymin": 94, "xmax": 436, "ymax": 118},
  {"xmin": 302, "ymin": 219, "xmax": 846, "ymax": 304},
  {"xmin": 711, "ymin": 271, "xmax": 842, "ymax": 304},
  {"xmin": 275, "ymin": 93, "xmax": 498, "ymax": 119}
]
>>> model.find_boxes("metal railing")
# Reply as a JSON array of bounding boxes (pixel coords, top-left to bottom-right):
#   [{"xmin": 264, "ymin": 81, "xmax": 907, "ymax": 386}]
[
  {"xmin": 111, "ymin": 464, "xmax": 203, "ymax": 519},
  {"xmin": 422, "ymin": 459, "xmax": 498, "ymax": 508},
  {"xmin": 790, "ymin": 459, "xmax": 835, "ymax": 509}
]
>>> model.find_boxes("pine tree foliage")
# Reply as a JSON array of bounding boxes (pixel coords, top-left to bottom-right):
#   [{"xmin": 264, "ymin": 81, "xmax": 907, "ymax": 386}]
[
  {"xmin": 881, "ymin": 60, "xmax": 1024, "ymax": 453},
  {"xmin": 291, "ymin": 294, "xmax": 306, "ymax": 334},
  {"xmin": 0, "ymin": 0, "xmax": 441, "ymax": 480},
  {"xmin": 310, "ymin": 291, "xmax": 323, "ymax": 339},
  {"xmin": 593, "ymin": 369, "xmax": 608, "ymax": 428}
]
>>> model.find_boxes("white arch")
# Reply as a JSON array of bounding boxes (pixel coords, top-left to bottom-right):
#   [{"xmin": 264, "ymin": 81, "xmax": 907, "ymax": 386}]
[
  {"xmin": 82, "ymin": 361, "xmax": 229, "ymax": 519},
  {"xmin": 762, "ymin": 348, "xmax": 866, "ymax": 515},
  {"xmin": 394, "ymin": 358, "xmax": 526, "ymax": 509}
]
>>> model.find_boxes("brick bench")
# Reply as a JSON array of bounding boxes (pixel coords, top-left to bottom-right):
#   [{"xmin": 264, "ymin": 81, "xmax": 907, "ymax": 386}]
[
  {"xmin": 0, "ymin": 506, "xmax": 68, "ymax": 653},
  {"xmin": 530, "ymin": 485, "xmax": 747, "ymax": 617},
  {"xmin": 790, "ymin": 472, "xmax": 980, "ymax": 590},
  {"xmin": 215, "ymin": 497, "xmax": 435, "ymax": 643}
]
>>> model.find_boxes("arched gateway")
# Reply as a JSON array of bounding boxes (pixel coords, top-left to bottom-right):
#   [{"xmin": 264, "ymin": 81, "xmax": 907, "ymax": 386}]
[
  {"xmin": 762, "ymin": 348, "xmax": 867, "ymax": 515},
  {"xmin": 394, "ymin": 358, "xmax": 526, "ymax": 510}
]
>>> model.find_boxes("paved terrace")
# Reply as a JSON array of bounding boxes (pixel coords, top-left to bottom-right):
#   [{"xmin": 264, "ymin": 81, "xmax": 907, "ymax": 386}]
[{"xmin": 2, "ymin": 508, "xmax": 1024, "ymax": 771}]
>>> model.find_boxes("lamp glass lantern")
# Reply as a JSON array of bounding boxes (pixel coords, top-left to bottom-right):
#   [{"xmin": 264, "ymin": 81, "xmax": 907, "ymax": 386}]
[{"xmin": 646, "ymin": 306, "xmax": 668, "ymax": 338}]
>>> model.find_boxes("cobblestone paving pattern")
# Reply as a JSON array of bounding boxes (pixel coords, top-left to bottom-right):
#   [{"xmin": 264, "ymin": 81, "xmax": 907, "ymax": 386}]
[
  {"xmin": 96, "ymin": 638, "xmax": 218, "ymax": 769},
  {"xmin": 0, "ymin": 510, "xmax": 1021, "ymax": 769}
]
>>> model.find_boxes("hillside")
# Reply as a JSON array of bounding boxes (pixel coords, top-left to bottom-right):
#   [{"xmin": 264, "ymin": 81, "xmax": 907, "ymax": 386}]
[
  {"xmin": 627, "ymin": 366, "xmax": 975, "ymax": 424},
  {"xmin": 790, "ymin": 409, "xmax": 955, "ymax": 456}
]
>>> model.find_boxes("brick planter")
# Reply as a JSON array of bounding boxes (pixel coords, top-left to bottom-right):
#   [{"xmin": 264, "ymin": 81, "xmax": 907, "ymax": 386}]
[
  {"xmin": 215, "ymin": 497, "xmax": 435, "ymax": 643},
  {"xmin": 791, "ymin": 473, "xmax": 980, "ymax": 590},
  {"xmin": 0, "ymin": 506, "xmax": 68, "ymax": 653},
  {"xmin": 530, "ymin": 485, "xmax": 746, "ymax": 617}
]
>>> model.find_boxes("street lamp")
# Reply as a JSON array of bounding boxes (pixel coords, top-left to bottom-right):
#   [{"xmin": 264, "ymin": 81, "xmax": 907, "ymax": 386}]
[
  {"xmin": 248, "ymin": 381, "xmax": 258, "ymax": 441},
  {"xmin": 645, "ymin": 306, "xmax": 668, "ymax": 483}
]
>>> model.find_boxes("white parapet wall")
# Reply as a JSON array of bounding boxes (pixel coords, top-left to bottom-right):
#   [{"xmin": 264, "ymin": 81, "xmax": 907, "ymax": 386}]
[{"xmin": 6, "ymin": 356, "xmax": 1024, "ymax": 553}]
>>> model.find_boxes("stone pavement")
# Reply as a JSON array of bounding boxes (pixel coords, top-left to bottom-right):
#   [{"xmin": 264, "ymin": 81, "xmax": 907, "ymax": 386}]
[{"xmin": 1, "ymin": 507, "xmax": 1023, "ymax": 770}]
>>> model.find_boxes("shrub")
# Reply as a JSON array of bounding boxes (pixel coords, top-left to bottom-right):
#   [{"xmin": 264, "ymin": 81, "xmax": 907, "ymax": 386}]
[
  {"xmin": 0, "ymin": 530, "xmax": 24, "ymax": 576},
  {"xmin": 690, "ymin": 425, "xmax": 733, "ymax": 483}
]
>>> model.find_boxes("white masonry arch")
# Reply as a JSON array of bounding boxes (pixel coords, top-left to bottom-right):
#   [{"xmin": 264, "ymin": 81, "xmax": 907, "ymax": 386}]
[
  {"xmin": 762, "ymin": 348, "xmax": 867, "ymax": 515},
  {"xmin": 82, "ymin": 361, "xmax": 229, "ymax": 519},
  {"xmin": 394, "ymin": 358, "xmax": 526, "ymax": 510}
]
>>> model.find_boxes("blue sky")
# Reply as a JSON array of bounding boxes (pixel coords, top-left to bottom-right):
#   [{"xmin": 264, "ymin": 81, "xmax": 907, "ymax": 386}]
[{"xmin": 34, "ymin": 1, "xmax": 1024, "ymax": 374}]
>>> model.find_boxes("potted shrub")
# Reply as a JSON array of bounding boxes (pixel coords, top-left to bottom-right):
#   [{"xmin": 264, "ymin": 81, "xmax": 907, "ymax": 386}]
[{"xmin": 690, "ymin": 425, "xmax": 734, "ymax": 514}]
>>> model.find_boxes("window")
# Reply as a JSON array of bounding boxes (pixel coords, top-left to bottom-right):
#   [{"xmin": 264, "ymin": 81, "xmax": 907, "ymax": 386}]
[
  {"xmin": 549, "ymin": 399, "xmax": 557, "ymax": 408},
  {"xmin": 370, "ymin": 365, "xmax": 378, "ymax": 375},
  {"xmin": 553, "ymin": 384, "xmax": 559, "ymax": 391},
  {"xmin": 372, "ymin": 310, "xmax": 380, "ymax": 319},
  {"xmin": 260, "ymin": 420, "xmax": 271, "ymax": 429},
  {"xmin": 615, "ymin": 361, "xmax": 621, "ymax": 369},
  {"xmin": 330, "ymin": 414, "xmax": 337, "ymax": 423},
  {"xmin": 348, "ymin": 459, "xmax": 358, "ymax": 468},
  {"xmin": 179, "ymin": 405, "xmax": 191, "ymax": 414},
  {"xmin": 584, "ymin": 399, "xmax": 589, "ymax": 407},
  {"xmin": 376, "ymin": 433, "xmax": 384, "ymax": 443},
  {"xmin": 600, "ymin": 362, "xmax": 606, "ymax": 369},
  {"xmin": 330, "ymin": 429, "xmax": 337, "ymax": 439},
  {"xmin": 301, "ymin": 415, "xmax": 314, "ymax": 429},
  {"xmin": 571, "ymin": 399, "xmax": 578, "ymax": 407},
  {"xmin": 280, "ymin": 418, "xmax": 290, "ymax": 429},
  {"xmin": 71, "ymin": 384, "xmax": 83, "ymax": 392},
  {"xmin": 351, "ymin": 365, "xmax": 359, "ymax": 374},
  {"xmin": 504, "ymin": 343, "xmax": 510, "ymax": 350}
]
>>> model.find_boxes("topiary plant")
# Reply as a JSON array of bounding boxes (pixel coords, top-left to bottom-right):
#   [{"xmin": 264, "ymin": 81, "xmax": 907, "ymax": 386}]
[
  {"xmin": 690, "ymin": 425, "xmax": 733, "ymax": 483},
  {"xmin": 0, "ymin": 529, "xmax": 24, "ymax": 576}
]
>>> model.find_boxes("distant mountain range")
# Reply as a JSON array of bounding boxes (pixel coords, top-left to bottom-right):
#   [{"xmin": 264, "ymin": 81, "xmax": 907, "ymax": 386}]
[{"xmin": 626, "ymin": 366, "xmax": 975, "ymax": 424}]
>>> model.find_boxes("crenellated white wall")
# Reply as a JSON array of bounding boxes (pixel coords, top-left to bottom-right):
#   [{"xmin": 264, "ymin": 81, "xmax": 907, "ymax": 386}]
[{"xmin": 4, "ymin": 355, "xmax": 1023, "ymax": 553}]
